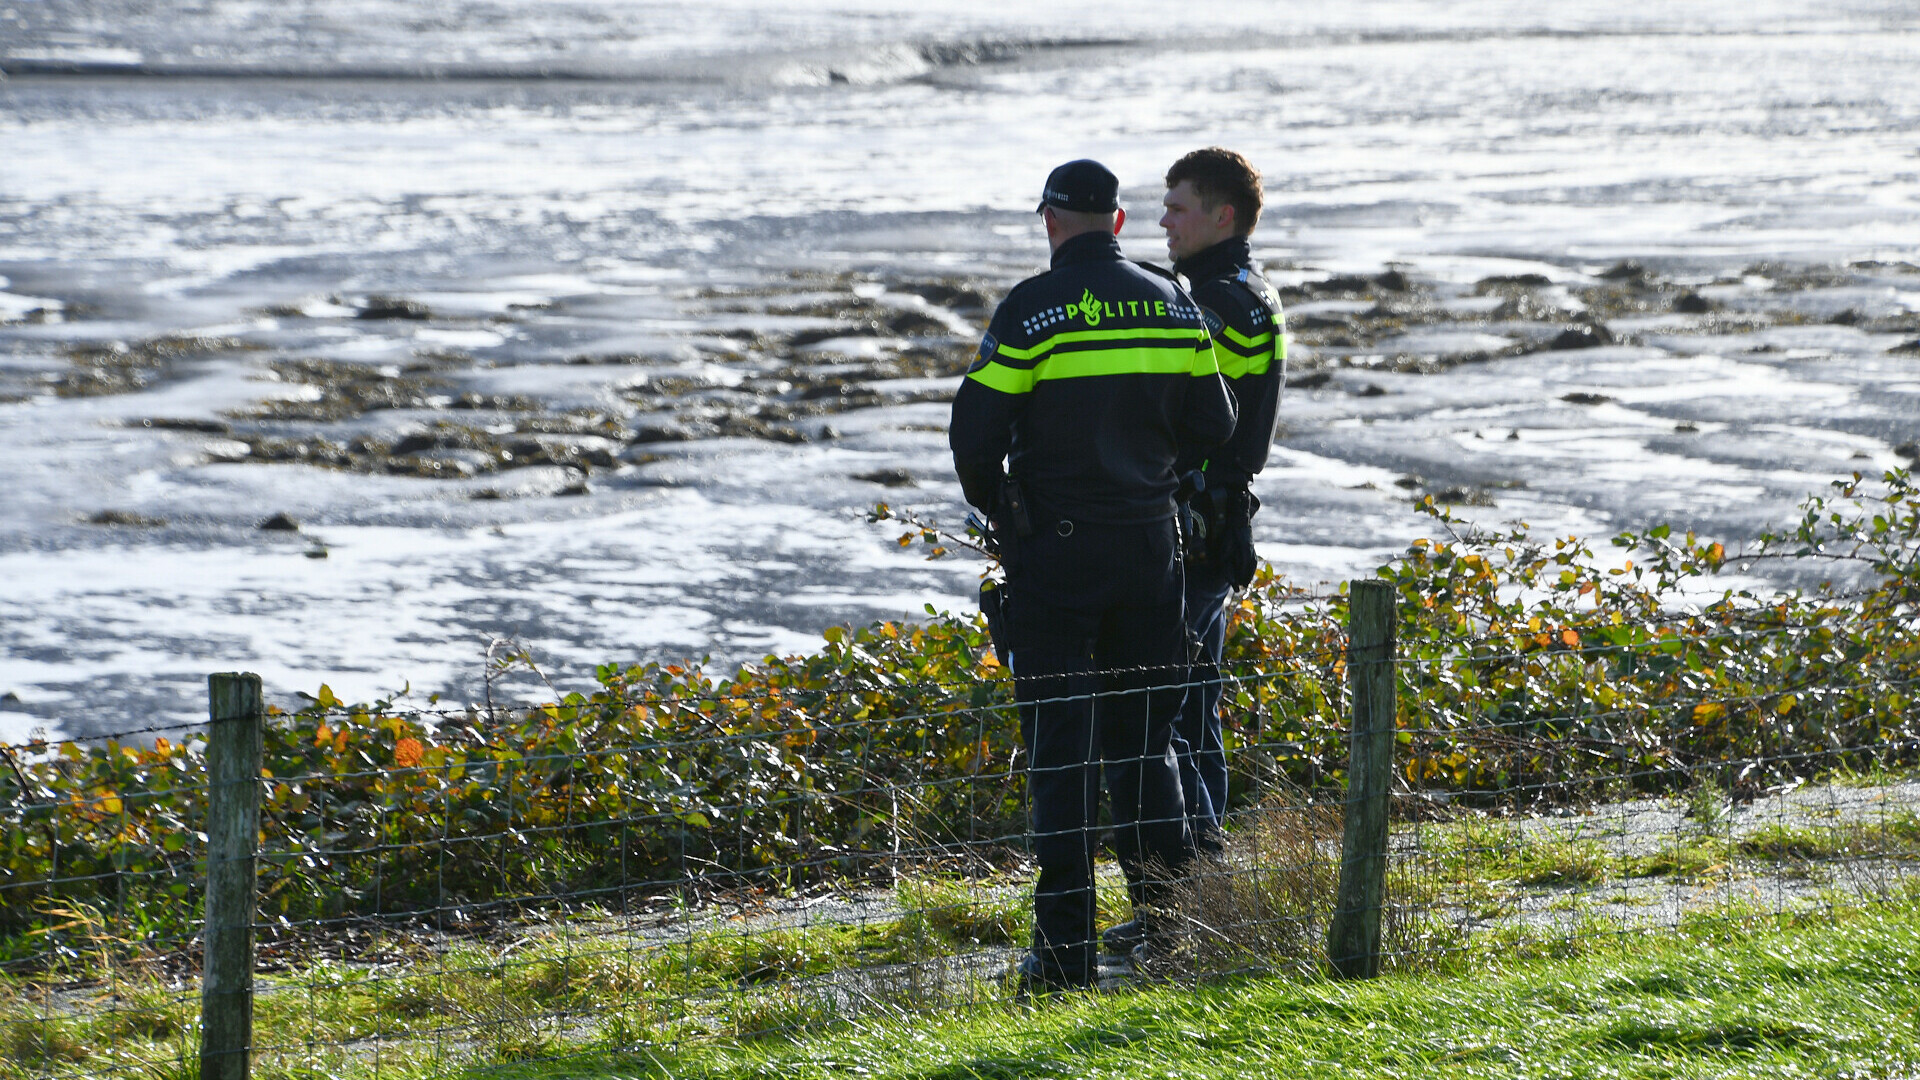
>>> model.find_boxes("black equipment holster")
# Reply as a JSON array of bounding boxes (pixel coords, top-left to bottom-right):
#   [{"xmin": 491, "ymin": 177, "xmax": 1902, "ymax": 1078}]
[{"xmin": 979, "ymin": 578, "xmax": 1011, "ymax": 666}]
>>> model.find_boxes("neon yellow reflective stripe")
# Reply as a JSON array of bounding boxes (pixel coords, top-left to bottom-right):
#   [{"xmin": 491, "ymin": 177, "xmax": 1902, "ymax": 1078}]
[
  {"xmin": 992, "ymin": 326, "xmax": 1205, "ymax": 362},
  {"xmin": 1219, "ymin": 325, "xmax": 1273, "ymax": 351},
  {"xmin": 1035, "ymin": 345, "xmax": 1207, "ymax": 382},
  {"xmin": 1192, "ymin": 341, "xmax": 1221, "ymax": 378},
  {"xmin": 966, "ymin": 342, "xmax": 1215, "ymax": 393},
  {"xmin": 967, "ymin": 360, "xmax": 1037, "ymax": 394},
  {"xmin": 969, "ymin": 327, "xmax": 1215, "ymax": 392},
  {"xmin": 1214, "ymin": 326, "xmax": 1282, "ymax": 379}
]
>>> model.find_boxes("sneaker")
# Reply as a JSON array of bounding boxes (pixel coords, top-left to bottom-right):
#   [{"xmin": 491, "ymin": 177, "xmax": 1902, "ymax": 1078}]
[{"xmin": 1100, "ymin": 919, "xmax": 1146, "ymax": 958}]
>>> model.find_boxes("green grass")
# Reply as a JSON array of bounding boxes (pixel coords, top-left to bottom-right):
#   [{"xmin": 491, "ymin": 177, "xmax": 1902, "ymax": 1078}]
[
  {"xmin": 1739, "ymin": 812, "xmax": 1920, "ymax": 863},
  {"xmin": 9, "ymin": 820, "xmax": 1920, "ymax": 1080},
  {"xmin": 475, "ymin": 897, "xmax": 1920, "ymax": 1080}
]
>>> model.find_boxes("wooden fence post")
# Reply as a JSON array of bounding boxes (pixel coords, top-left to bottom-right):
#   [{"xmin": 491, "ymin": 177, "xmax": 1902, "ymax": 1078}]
[
  {"xmin": 202, "ymin": 673, "xmax": 263, "ymax": 1080},
  {"xmin": 1327, "ymin": 580, "xmax": 1396, "ymax": 978}
]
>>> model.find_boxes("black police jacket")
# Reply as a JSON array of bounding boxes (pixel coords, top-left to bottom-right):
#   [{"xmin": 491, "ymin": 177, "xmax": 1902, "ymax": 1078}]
[
  {"xmin": 950, "ymin": 230, "xmax": 1237, "ymax": 524},
  {"xmin": 1173, "ymin": 236, "xmax": 1287, "ymax": 492}
]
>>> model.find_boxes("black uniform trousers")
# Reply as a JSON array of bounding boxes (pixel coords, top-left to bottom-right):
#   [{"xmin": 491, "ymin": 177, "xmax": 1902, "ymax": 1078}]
[
  {"xmin": 1004, "ymin": 513, "xmax": 1194, "ymax": 985},
  {"xmin": 1177, "ymin": 561, "xmax": 1233, "ymax": 848}
]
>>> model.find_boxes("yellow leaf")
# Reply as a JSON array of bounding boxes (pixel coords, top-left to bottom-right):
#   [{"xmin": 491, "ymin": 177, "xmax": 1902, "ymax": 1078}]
[
  {"xmin": 1775, "ymin": 695, "xmax": 1796, "ymax": 715},
  {"xmin": 1692, "ymin": 701, "xmax": 1725, "ymax": 724}
]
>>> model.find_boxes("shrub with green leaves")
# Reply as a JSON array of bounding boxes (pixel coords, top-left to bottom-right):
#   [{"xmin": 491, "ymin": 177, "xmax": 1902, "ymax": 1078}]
[{"xmin": 6, "ymin": 470, "xmax": 1920, "ymax": 960}]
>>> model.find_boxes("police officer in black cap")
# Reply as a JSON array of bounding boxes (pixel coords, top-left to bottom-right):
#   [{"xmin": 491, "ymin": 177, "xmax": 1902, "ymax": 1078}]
[{"xmin": 950, "ymin": 158, "xmax": 1236, "ymax": 990}]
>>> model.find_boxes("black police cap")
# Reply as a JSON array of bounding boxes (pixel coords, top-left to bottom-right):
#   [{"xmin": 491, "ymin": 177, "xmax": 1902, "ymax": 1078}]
[{"xmin": 1035, "ymin": 159, "xmax": 1120, "ymax": 214}]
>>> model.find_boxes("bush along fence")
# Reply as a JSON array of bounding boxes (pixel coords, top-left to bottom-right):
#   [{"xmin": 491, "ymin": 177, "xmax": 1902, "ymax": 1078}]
[{"xmin": 4, "ymin": 470, "xmax": 1920, "ymax": 1078}]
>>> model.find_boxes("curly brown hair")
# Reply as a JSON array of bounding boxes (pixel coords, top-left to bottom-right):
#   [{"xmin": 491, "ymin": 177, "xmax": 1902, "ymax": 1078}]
[{"xmin": 1165, "ymin": 148, "xmax": 1263, "ymax": 236}]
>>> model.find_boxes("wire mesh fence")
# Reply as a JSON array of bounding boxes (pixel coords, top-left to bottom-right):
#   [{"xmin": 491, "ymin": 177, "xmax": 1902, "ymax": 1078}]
[{"xmin": 3, "ymin": 568, "xmax": 1918, "ymax": 1079}]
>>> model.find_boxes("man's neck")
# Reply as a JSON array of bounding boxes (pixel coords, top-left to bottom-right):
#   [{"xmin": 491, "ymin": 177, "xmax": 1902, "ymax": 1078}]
[
  {"xmin": 1174, "ymin": 235, "xmax": 1252, "ymax": 281},
  {"xmin": 1050, "ymin": 230, "xmax": 1122, "ymax": 268}
]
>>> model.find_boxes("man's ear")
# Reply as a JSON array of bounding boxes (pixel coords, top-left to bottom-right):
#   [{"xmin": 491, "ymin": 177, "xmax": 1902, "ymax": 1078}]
[
  {"xmin": 1216, "ymin": 202, "xmax": 1236, "ymax": 233},
  {"xmin": 1113, "ymin": 207, "xmax": 1127, "ymax": 235}
]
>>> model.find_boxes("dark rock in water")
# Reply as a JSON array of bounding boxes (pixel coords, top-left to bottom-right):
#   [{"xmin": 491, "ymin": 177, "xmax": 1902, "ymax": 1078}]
[
  {"xmin": 819, "ymin": 425, "xmax": 841, "ymax": 440},
  {"xmin": 799, "ymin": 382, "xmax": 871, "ymax": 401},
  {"xmin": 356, "ymin": 296, "xmax": 433, "ymax": 320},
  {"xmin": 1547, "ymin": 324, "xmax": 1615, "ymax": 350},
  {"xmin": 390, "ymin": 431, "xmax": 442, "ymax": 456},
  {"xmin": 447, "ymin": 391, "xmax": 537, "ymax": 410},
  {"xmin": 88, "ymin": 510, "xmax": 166, "ymax": 527},
  {"xmin": 630, "ymin": 423, "xmax": 695, "ymax": 444},
  {"xmin": 1828, "ymin": 308, "xmax": 1861, "ymax": 326},
  {"xmin": 1675, "ymin": 422, "xmax": 1700, "ymax": 433},
  {"xmin": 1293, "ymin": 314, "xmax": 1354, "ymax": 331},
  {"xmin": 1673, "ymin": 292, "xmax": 1717, "ymax": 314},
  {"xmin": 258, "ymin": 512, "xmax": 301, "ymax": 532},
  {"xmin": 1561, "ymin": 392, "xmax": 1614, "ymax": 405},
  {"xmin": 304, "ymin": 547, "xmax": 328, "ymax": 559},
  {"xmin": 558, "ymin": 474, "xmax": 590, "ymax": 497},
  {"xmin": 1355, "ymin": 383, "xmax": 1389, "ymax": 397},
  {"xmin": 789, "ymin": 325, "xmax": 879, "ymax": 347},
  {"xmin": 1896, "ymin": 442, "xmax": 1920, "ymax": 460},
  {"xmin": 885, "ymin": 310, "xmax": 949, "ymax": 335},
  {"xmin": 136, "ymin": 417, "xmax": 232, "ymax": 434},
  {"xmin": 1286, "ymin": 370, "xmax": 1333, "ymax": 389},
  {"xmin": 471, "ymin": 488, "xmax": 504, "ymax": 501},
  {"xmin": 854, "ymin": 468, "xmax": 916, "ymax": 487},
  {"xmin": 1374, "ymin": 269, "xmax": 1412, "ymax": 292},
  {"xmin": 1889, "ymin": 338, "xmax": 1920, "ymax": 355},
  {"xmin": 1426, "ymin": 487, "xmax": 1497, "ymax": 507},
  {"xmin": 1597, "ymin": 260, "xmax": 1648, "ymax": 281},
  {"xmin": 1309, "ymin": 275, "xmax": 1375, "ymax": 295},
  {"xmin": 1476, "ymin": 273, "xmax": 1553, "ymax": 289},
  {"xmin": 901, "ymin": 281, "xmax": 993, "ymax": 312},
  {"xmin": 0, "ymin": 691, "xmax": 21, "ymax": 708}
]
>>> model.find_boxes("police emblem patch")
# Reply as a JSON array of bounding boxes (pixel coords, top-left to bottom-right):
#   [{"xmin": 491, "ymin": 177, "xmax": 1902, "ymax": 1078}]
[
  {"xmin": 1200, "ymin": 306, "xmax": 1225, "ymax": 336},
  {"xmin": 968, "ymin": 332, "xmax": 997, "ymax": 373}
]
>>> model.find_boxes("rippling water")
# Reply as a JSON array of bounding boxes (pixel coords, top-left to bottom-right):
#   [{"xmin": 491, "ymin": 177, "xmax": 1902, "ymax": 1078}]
[{"xmin": 3, "ymin": 1, "xmax": 1919, "ymax": 738}]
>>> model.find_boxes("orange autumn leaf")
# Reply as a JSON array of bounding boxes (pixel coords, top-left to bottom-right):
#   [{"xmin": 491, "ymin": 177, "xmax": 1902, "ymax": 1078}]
[
  {"xmin": 1561, "ymin": 629, "xmax": 1580, "ymax": 648},
  {"xmin": 393, "ymin": 737, "xmax": 424, "ymax": 769}
]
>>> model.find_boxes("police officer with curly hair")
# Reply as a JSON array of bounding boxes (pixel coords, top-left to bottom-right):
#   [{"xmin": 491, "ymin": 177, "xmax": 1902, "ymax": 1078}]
[{"xmin": 950, "ymin": 159, "xmax": 1236, "ymax": 990}]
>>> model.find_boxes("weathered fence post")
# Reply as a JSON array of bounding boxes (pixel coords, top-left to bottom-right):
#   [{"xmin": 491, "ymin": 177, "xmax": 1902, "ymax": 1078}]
[
  {"xmin": 202, "ymin": 673, "xmax": 263, "ymax": 1080},
  {"xmin": 1328, "ymin": 580, "xmax": 1396, "ymax": 978}
]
